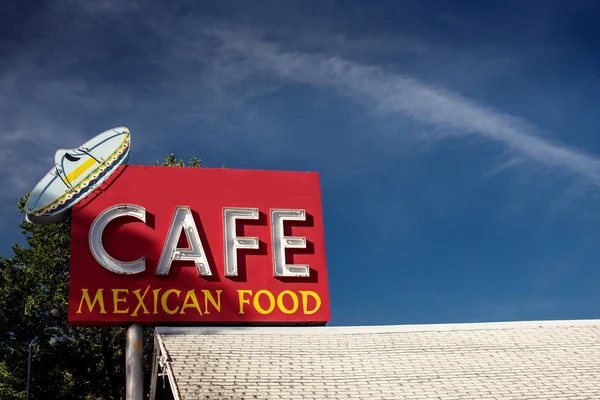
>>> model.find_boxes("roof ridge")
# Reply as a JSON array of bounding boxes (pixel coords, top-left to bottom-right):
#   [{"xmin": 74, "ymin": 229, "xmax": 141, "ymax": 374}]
[{"xmin": 155, "ymin": 318, "xmax": 600, "ymax": 335}]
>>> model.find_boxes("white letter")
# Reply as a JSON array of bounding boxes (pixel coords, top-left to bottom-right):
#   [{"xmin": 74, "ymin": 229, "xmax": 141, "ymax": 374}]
[
  {"xmin": 155, "ymin": 206, "xmax": 212, "ymax": 276},
  {"xmin": 270, "ymin": 209, "xmax": 310, "ymax": 277},
  {"xmin": 223, "ymin": 208, "xmax": 259, "ymax": 276},
  {"xmin": 89, "ymin": 204, "xmax": 146, "ymax": 274}
]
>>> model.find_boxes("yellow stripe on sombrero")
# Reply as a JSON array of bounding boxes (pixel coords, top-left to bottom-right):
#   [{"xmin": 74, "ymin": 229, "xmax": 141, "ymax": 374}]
[{"xmin": 66, "ymin": 157, "xmax": 98, "ymax": 184}]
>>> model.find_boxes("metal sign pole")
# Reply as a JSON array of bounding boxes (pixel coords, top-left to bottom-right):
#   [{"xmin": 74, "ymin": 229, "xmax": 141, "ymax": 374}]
[{"xmin": 126, "ymin": 324, "xmax": 144, "ymax": 400}]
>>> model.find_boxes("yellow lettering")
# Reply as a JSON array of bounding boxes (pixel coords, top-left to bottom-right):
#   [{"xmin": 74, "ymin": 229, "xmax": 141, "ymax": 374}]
[
  {"xmin": 180, "ymin": 290, "xmax": 202, "ymax": 315},
  {"xmin": 253, "ymin": 290, "xmax": 275, "ymax": 315},
  {"xmin": 112, "ymin": 289, "xmax": 129, "ymax": 314},
  {"xmin": 237, "ymin": 290, "xmax": 252, "ymax": 314},
  {"xmin": 277, "ymin": 290, "xmax": 299, "ymax": 314},
  {"xmin": 152, "ymin": 289, "xmax": 161, "ymax": 314},
  {"xmin": 131, "ymin": 286, "xmax": 151, "ymax": 317},
  {"xmin": 76, "ymin": 289, "xmax": 106, "ymax": 314},
  {"xmin": 161, "ymin": 289, "xmax": 181, "ymax": 314},
  {"xmin": 202, "ymin": 290, "xmax": 222, "ymax": 314},
  {"xmin": 299, "ymin": 291, "xmax": 321, "ymax": 315}
]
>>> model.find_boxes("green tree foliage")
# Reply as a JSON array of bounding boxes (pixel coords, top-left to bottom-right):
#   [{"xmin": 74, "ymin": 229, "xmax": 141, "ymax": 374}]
[
  {"xmin": 0, "ymin": 155, "xmax": 201, "ymax": 399},
  {"xmin": 155, "ymin": 153, "xmax": 202, "ymax": 168}
]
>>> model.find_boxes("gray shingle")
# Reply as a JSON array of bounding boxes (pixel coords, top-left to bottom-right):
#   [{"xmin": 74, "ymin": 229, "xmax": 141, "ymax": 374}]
[{"xmin": 154, "ymin": 320, "xmax": 600, "ymax": 400}]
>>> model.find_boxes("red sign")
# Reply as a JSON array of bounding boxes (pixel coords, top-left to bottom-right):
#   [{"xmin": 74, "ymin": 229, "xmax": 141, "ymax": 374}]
[{"xmin": 68, "ymin": 165, "xmax": 330, "ymax": 326}]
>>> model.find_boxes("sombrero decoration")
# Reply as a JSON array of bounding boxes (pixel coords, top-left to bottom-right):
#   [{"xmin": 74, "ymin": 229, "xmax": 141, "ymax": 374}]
[{"xmin": 25, "ymin": 126, "xmax": 131, "ymax": 224}]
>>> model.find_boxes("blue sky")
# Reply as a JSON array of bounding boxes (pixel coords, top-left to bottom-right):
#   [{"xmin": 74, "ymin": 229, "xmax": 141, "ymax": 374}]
[{"xmin": 2, "ymin": 0, "xmax": 600, "ymax": 325}]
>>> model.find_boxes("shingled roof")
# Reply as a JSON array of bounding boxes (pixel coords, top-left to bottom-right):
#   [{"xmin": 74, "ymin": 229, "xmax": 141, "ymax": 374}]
[{"xmin": 150, "ymin": 319, "xmax": 600, "ymax": 400}]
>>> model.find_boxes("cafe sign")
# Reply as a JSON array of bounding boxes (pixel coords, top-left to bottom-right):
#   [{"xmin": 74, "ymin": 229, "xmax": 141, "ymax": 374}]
[{"xmin": 68, "ymin": 165, "xmax": 330, "ymax": 326}]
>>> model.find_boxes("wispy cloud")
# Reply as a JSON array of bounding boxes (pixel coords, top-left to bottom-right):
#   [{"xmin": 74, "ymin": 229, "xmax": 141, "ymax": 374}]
[
  {"xmin": 201, "ymin": 29, "xmax": 600, "ymax": 186},
  {"xmin": 2, "ymin": 3, "xmax": 599, "ymax": 215},
  {"xmin": 0, "ymin": 64, "xmax": 94, "ymax": 197}
]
